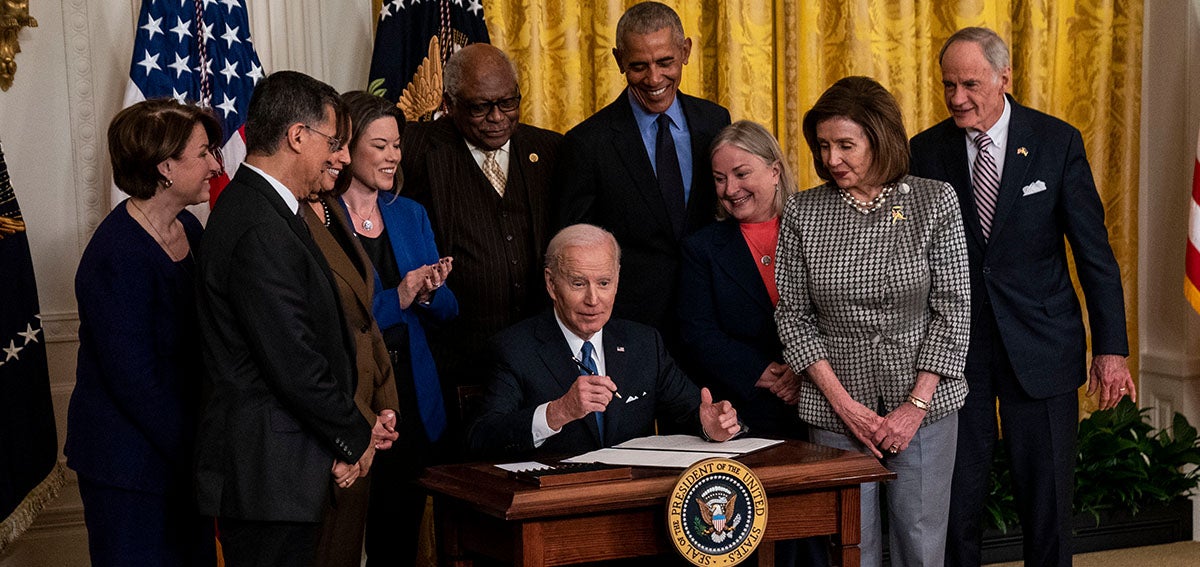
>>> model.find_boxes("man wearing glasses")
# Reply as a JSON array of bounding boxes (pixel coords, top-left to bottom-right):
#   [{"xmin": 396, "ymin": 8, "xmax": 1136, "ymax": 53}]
[
  {"xmin": 401, "ymin": 43, "xmax": 563, "ymax": 439},
  {"xmin": 193, "ymin": 70, "xmax": 373, "ymax": 566}
]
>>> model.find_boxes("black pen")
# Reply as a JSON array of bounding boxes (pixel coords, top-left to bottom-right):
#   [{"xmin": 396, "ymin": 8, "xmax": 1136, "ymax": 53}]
[{"xmin": 570, "ymin": 356, "xmax": 622, "ymax": 398}]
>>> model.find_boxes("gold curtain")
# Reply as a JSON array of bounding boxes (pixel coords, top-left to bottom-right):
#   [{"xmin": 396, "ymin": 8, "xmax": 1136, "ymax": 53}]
[{"xmin": 479, "ymin": 0, "xmax": 1142, "ymax": 408}]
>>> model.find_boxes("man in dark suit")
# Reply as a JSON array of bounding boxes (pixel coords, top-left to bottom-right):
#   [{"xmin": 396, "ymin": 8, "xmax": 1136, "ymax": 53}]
[
  {"xmin": 468, "ymin": 224, "xmax": 741, "ymax": 458},
  {"xmin": 194, "ymin": 71, "xmax": 375, "ymax": 566},
  {"xmin": 909, "ymin": 27, "xmax": 1135, "ymax": 567},
  {"xmin": 555, "ymin": 1, "xmax": 731, "ymax": 358},
  {"xmin": 401, "ymin": 43, "xmax": 563, "ymax": 416}
]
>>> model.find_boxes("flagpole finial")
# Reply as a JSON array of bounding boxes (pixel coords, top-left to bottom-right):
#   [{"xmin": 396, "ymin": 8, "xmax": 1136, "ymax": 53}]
[{"xmin": 0, "ymin": 0, "xmax": 39, "ymax": 92}]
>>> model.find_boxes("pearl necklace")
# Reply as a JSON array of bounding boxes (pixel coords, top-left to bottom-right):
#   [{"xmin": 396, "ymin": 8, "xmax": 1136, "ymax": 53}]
[{"xmin": 838, "ymin": 184, "xmax": 896, "ymax": 215}]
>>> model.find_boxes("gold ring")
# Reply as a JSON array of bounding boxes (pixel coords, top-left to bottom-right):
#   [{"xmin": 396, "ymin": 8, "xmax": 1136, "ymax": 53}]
[{"xmin": 1119, "ymin": 388, "xmax": 1127, "ymax": 392}]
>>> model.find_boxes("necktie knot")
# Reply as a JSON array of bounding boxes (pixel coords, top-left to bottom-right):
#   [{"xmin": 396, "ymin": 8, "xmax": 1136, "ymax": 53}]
[
  {"xmin": 481, "ymin": 149, "xmax": 506, "ymax": 196},
  {"xmin": 656, "ymin": 113, "xmax": 672, "ymax": 130},
  {"xmin": 580, "ymin": 341, "xmax": 598, "ymax": 374},
  {"xmin": 974, "ymin": 132, "xmax": 992, "ymax": 151}
]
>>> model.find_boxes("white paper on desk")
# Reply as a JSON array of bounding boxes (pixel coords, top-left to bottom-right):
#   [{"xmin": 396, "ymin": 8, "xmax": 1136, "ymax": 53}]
[
  {"xmin": 563, "ymin": 448, "xmax": 738, "ymax": 468},
  {"xmin": 494, "ymin": 461, "xmax": 552, "ymax": 473},
  {"xmin": 613, "ymin": 435, "xmax": 784, "ymax": 455}
]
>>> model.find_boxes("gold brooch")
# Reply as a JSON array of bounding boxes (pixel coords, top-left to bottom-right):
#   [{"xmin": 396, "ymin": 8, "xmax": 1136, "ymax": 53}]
[{"xmin": 891, "ymin": 205, "xmax": 907, "ymax": 224}]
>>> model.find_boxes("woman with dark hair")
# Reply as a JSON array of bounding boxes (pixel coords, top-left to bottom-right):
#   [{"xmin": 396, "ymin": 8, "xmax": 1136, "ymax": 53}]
[
  {"xmin": 301, "ymin": 106, "xmax": 402, "ymax": 566},
  {"xmin": 66, "ymin": 98, "xmax": 222, "ymax": 566},
  {"xmin": 775, "ymin": 76, "xmax": 971, "ymax": 567},
  {"xmin": 334, "ymin": 91, "xmax": 457, "ymax": 565}
]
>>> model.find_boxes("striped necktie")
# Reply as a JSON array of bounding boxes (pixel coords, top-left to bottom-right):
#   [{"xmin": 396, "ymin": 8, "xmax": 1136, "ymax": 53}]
[{"xmin": 972, "ymin": 132, "xmax": 1000, "ymax": 239}]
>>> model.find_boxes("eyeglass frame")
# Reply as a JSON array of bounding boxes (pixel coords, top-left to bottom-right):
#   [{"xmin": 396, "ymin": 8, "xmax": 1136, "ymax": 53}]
[
  {"xmin": 458, "ymin": 94, "xmax": 522, "ymax": 118},
  {"xmin": 301, "ymin": 124, "xmax": 343, "ymax": 153}
]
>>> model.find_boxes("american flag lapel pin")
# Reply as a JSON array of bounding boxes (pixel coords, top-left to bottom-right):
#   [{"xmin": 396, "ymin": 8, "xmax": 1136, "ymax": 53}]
[{"xmin": 616, "ymin": 346, "xmax": 625, "ymax": 352}]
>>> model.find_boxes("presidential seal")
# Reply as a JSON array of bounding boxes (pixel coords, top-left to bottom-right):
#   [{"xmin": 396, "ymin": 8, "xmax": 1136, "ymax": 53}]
[{"xmin": 667, "ymin": 458, "xmax": 767, "ymax": 566}]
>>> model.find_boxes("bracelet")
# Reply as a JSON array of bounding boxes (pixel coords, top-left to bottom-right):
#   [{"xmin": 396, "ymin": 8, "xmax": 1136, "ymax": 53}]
[{"xmin": 907, "ymin": 394, "xmax": 931, "ymax": 411}]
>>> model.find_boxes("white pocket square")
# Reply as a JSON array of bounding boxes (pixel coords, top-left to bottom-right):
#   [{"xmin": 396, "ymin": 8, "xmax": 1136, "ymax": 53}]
[
  {"xmin": 1021, "ymin": 180, "xmax": 1047, "ymax": 196},
  {"xmin": 625, "ymin": 392, "xmax": 645, "ymax": 404}
]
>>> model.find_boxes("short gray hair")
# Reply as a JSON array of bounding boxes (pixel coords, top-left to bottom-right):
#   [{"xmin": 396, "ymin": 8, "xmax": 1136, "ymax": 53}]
[
  {"xmin": 615, "ymin": 1, "xmax": 686, "ymax": 53},
  {"xmin": 443, "ymin": 43, "xmax": 520, "ymax": 102},
  {"xmin": 939, "ymin": 27, "xmax": 1010, "ymax": 73},
  {"xmin": 545, "ymin": 224, "xmax": 621, "ymax": 276}
]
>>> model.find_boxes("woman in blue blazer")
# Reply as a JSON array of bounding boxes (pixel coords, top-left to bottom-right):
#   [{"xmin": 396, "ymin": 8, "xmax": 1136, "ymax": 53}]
[
  {"xmin": 334, "ymin": 91, "xmax": 458, "ymax": 565},
  {"xmin": 66, "ymin": 99, "xmax": 222, "ymax": 566}
]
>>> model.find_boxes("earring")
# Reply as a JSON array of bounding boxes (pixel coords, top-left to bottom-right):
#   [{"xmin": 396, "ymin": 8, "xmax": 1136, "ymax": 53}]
[{"xmin": 164, "ymin": 178, "xmax": 173, "ymax": 188}]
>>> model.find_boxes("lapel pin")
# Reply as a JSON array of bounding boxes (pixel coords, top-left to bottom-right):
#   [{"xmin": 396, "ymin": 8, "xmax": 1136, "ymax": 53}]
[
  {"xmin": 1017, "ymin": 147, "xmax": 1028, "ymax": 156},
  {"xmin": 616, "ymin": 346, "xmax": 625, "ymax": 352},
  {"xmin": 891, "ymin": 205, "xmax": 907, "ymax": 224},
  {"xmin": 529, "ymin": 153, "xmax": 539, "ymax": 163}
]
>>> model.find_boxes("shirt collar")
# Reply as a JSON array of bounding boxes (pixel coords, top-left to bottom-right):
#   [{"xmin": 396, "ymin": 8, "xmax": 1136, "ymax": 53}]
[
  {"xmin": 628, "ymin": 90, "xmax": 686, "ymax": 136},
  {"xmin": 242, "ymin": 162, "xmax": 299, "ymax": 214},
  {"xmin": 553, "ymin": 310, "xmax": 604, "ymax": 362},
  {"xmin": 970, "ymin": 96, "xmax": 1012, "ymax": 150}
]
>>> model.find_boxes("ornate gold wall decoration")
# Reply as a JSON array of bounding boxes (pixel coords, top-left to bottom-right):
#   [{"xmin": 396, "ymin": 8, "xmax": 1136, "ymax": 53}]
[{"xmin": 0, "ymin": 0, "xmax": 38, "ymax": 91}]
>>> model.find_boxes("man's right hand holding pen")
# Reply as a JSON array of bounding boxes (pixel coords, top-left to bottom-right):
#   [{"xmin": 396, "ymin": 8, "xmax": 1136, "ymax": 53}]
[{"xmin": 545, "ymin": 374, "xmax": 619, "ymax": 431}]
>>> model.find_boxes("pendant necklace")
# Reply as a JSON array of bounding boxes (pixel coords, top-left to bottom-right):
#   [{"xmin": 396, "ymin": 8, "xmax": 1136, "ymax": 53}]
[{"xmin": 347, "ymin": 199, "xmax": 380, "ymax": 232}]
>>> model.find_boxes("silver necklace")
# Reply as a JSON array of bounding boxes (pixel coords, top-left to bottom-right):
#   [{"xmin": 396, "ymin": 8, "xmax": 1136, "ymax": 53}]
[
  {"xmin": 346, "ymin": 199, "xmax": 380, "ymax": 232},
  {"xmin": 838, "ymin": 184, "xmax": 895, "ymax": 215}
]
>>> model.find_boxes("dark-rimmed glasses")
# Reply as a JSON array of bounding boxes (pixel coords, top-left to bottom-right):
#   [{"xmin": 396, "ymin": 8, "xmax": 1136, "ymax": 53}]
[
  {"xmin": 461, "ymin": 95, "xmax": 522, "ymax": 118},
  {"xmin": 302, "ymin": 124, "xmax": 343, "ymax": 152}
]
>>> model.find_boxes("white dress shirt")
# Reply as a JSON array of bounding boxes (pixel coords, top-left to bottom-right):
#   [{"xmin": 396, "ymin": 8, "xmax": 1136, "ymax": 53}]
[
  {"xmin": 465, "ymin": 139, "xmax": 511, "ymax": 177},
  {"xmin": 531, "ymin": 313, "xmax": 606, "ymax": 446},
  {"xmin": 241, "ymin": 162, "xmax": 299, "ymax": 214}
]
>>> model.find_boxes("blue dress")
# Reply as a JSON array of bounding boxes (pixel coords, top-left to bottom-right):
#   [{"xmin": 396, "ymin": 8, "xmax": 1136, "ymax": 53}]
[{"xmin": 65, "ymin": 201, "xmax": 213, "ymax": 566}]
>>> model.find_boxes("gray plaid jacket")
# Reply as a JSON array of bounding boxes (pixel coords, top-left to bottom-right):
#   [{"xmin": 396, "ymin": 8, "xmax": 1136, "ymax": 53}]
[{"xmin": 775, "ymin": 175, "xmax": 970, "ymax": 434}]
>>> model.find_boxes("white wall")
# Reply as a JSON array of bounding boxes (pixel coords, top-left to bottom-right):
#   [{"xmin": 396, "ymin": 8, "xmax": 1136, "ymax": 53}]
[
  {"xmin": 1138, "ymin": 0, "xmax": 1200, "ymax": 542},
  {"xmin": 0, "ymin": 1, "xmax": 372, "ymax": 564}
]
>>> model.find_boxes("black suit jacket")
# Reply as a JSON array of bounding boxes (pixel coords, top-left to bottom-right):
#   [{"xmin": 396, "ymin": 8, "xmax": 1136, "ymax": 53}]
[
  {"xmin": 910, "ymin": 97, "xmax": 1128, "ymax": 398},
  {"xmin": 402, "ymin": 117, "xmax": 563, "ymax": 388},
  {"xmin": 555, "ymin": 91, "xmax": 731, "ymax": 339},
  {"xmin": 677, "ymin": 220, "xmax": 801, "ymax": 437},
  {"xmin": 194, "ymin": 167, "xmax": 372, "ymax": 522},
  {"xmin": 467, "ymin": 312, "xmax": 703, "ymax": 459}
]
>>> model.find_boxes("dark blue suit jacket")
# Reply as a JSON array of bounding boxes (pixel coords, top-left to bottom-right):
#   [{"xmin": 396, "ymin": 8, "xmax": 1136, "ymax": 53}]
[
  {"xmin": 677, "ymin": 220, "xmax": 802, "ymax": 437},
  {"xmin": 467, "ymin": 312, "xmax": 703, "ymax": 459},
  {"xmin": 66, "ymin": 204, "xmax": 204, "ymax": 494},
  {"xmin": 555, "ymin": 91, "xmax": 731, "ymax": 338},
  {"xmin": 910, "ymin": 96, "xmax": 1128, "ymax": 398}
]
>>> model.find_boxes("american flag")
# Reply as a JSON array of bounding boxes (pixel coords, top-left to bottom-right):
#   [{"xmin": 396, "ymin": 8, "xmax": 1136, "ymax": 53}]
[
  {"xmin": 120, "ymin": 0, "xmax": 264, "ymax": 206},
  {"xmin": 1187, "ymin": 127, "xmax": 1200, "ymax": 315}
]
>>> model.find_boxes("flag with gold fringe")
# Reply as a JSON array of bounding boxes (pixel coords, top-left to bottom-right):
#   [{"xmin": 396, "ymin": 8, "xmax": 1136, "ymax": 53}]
[
  {"xmin": 368, "ymin": 0, "xmax": 489, "ymax": 121},
  {"xmin": 1187, "ymin": 127, "xmax": 1200, "ymax": 315},
  {"xmin": 0, "ymin": 139, "xmax": 63, "ymax": 552}
]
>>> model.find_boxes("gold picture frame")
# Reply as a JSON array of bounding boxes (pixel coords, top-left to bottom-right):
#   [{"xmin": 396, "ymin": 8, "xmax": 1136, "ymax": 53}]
[{"xmin": 1, "ymin": 0, "xmax": 38, "ymax": 92}]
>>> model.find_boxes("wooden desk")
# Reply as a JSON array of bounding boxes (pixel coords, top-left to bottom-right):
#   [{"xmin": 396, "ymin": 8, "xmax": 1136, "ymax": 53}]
[{"xmin": 421, "ymin": 441, "xmax": 895, "ymax": 567}]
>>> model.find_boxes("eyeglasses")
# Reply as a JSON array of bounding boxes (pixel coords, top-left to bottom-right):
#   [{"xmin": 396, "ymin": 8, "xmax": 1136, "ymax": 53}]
[
  {"xmin": 205, "ymin": 144, "xmax": 226, "ymax": 176},
  {"xmin": 302, "ymin": 124, "xmax": 343, "ymax": 153},
  {"xmin": 461, "ymin": 95, "xmax": 522, "ymax": 118}
]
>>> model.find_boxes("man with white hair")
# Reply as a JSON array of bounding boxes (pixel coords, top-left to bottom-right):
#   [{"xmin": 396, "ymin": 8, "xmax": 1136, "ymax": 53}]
[
  {"xmin": 468, "ymin": 224, "xmax": 741, "ymax": 457},
  {"xmin": 910, "ymin": 27, "xmax": 1133, "ymax": 567}
]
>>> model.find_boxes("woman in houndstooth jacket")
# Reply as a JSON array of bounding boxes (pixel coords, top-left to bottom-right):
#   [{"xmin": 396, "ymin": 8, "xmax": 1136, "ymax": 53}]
[{"xmin": 775, "ymin": 76, "xmax": 971, "ymax": 567}]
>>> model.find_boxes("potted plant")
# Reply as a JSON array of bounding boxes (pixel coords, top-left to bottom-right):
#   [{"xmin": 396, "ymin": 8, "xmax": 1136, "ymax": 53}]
[{"xmin": 981, "ymin": 398, "xmax": 1200, "ymax": 562}]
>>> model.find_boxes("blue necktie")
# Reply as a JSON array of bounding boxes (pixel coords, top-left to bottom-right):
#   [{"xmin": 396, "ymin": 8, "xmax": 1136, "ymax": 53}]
[{"xmin": 580, "ymin": 341, "xmax": 603, "ymax": 445}]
